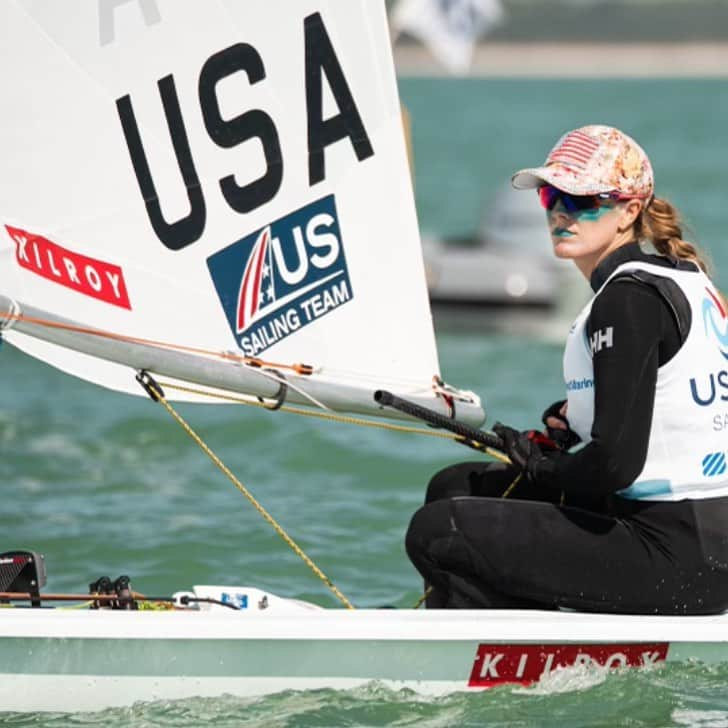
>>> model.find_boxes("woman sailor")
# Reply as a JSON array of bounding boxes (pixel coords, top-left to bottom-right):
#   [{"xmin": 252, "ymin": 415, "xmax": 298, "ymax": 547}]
[{"xmin": 406, "ymin": 125, "xmax": 728, "ymax": 613}]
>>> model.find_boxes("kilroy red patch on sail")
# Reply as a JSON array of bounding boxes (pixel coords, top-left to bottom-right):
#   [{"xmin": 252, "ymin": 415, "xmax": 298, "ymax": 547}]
[
  {"xmin": 468, "ymin": 642, "xmax": 669, "ymax": 687},
  {"xmin": 5, "ymin": 225, "xmax": 131, "ymax": 309},
  {"xmin": 207, "ymin": 195, "xmax": 353, "ymax": 357}
]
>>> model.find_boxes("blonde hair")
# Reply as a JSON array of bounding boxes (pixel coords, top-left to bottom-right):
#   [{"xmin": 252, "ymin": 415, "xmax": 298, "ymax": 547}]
[{"xmin": 635, "ymin": 197, "xmax": 712, "ymax": 274}]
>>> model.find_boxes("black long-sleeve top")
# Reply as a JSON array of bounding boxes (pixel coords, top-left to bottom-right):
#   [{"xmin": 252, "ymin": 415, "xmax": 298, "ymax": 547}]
[{"xmin": 537, "ymin": 243, "xmax": 690, "ymax": 496}]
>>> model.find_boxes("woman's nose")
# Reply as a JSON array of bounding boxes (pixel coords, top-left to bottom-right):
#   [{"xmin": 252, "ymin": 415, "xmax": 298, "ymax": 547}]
[{"xmin": 548, "ymin": 201, "xmax": 573, "ymax": 225}]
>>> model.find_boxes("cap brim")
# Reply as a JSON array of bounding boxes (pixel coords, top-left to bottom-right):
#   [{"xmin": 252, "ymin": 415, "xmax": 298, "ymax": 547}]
[
  {"xmin": 511, "ymin": 168, "xmax": 550, "ymax": 190},
  {"xmin": 511, "ymin": 165, "xmax": 615, "ymax": 196}
]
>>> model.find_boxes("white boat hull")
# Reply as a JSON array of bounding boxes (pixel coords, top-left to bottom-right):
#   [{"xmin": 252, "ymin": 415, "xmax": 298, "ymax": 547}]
[{"xmin": 2, "ymin": 606, "xmax": 728, "ymax": 712}]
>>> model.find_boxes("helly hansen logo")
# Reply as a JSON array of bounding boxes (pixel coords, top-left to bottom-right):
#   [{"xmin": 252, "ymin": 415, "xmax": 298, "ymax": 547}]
[
  {"xmin": 702, "ymin": 452, "xmax": 727, "ymax": 477},
  {"xmin": 590, "ymin": 326, "xmax": 613, "ymax": 355},
  {"xmin": 468, "ymin": 643, "xmax": 668, "ymax": 687}
]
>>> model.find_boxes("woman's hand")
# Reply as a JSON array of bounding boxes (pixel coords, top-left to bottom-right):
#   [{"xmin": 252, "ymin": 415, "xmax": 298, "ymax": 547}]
[
  {"xmin": 541, "ymin": 400, "xmax": 582, "ymax": 450},
  {"xmin": 492, "ymin": 423, "xmax": 549, "ymax": 476},
  {"xmin": 492, "ymin": 423, "xmax": 563, "ymax": 486},
  {"xmin": 544, "ymin": 400, "xmax": 569, "ymax": 431}
]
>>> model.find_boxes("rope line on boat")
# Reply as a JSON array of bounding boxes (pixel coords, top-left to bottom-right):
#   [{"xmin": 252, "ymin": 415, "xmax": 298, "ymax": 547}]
[
  {"xmin": 2, "ymin": 312, "xmax": 513, "ymax": 609},
  {"xmin": 501, "ymin": 472, "xmax": 524, "ymax": 499},
  {"xmin": 136, "ymin": 371, "xmax": 355, "ymax": 610},
  {"xmin": 249, "ymin": 366, "xmax": 330, "ymax": 411},
  {"xmin": 153, "ymin": 377, "xmax": 519, "ymax": 611},
  {"xmin": 0, "ymin": 591, "xmax": 172, "ymax": 606},
  {"xmin": 156, "ymin": 380, "xmax": 512, "ymax": 464},
  {"xmin": 412, "ymin": 587, "xmax": 432, "ymax": 609}
]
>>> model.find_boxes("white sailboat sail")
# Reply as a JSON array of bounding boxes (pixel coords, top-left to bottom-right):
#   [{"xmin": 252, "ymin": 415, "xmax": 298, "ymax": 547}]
[{"xmin": 0, "ymin": 0, "xmax": 484, "ymax": 424}]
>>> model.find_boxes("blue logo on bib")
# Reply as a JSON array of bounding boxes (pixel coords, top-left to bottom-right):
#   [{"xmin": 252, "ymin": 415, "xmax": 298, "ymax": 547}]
[
  {"xmin": 702, "ymin": 451, "xmax": 727, "ymax": 477},
  {"xmin": 702, "ymin": 288, "xmax": 728, "ymax": 361}
]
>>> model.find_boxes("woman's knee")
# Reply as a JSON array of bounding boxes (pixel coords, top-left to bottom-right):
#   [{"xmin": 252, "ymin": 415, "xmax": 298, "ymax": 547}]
[
  {"xmin": 425, "ymin": 462, "xmax": 481, "ymax": 504},
  {"xmin": 405, "ymin": 500, "xmax": 451, "ymax": 568},
  {"xmin": 405, "ymin": 503, "xmax": 432, "ymax": 560},
  {"xmin": 425, "ymin": 461, "xmax": 518, "ymax": 503}
]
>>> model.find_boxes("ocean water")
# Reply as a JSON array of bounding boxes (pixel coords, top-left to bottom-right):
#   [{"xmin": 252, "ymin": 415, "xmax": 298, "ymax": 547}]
[{"xmin": 1, "ymin": 78, "xmax": 727, "ymax": 726}]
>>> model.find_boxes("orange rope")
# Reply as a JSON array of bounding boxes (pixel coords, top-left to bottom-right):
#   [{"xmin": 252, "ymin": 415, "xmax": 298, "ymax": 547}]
[{"xmin": 0, "ymin": 310, "xmax": 313, "ymax": 375}]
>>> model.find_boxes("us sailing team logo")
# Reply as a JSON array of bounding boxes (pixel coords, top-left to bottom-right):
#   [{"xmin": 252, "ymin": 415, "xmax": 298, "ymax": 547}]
[
  {"xmin": 207, "ymin": 195, "xmax": 353, "ymax": 357},
  {"xmin": 702, "ymin": 286, "xmax": 728, "ymax": 360}
]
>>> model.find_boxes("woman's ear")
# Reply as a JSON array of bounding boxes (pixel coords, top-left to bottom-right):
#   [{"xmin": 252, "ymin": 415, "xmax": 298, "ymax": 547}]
[{"xmin": 617, "ymin": 199, "xmax": 643, "ymax": 232}]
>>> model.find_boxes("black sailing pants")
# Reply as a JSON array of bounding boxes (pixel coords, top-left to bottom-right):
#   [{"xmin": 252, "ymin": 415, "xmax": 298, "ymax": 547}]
[{"xmin": 405, "ymin": 461, "xmax": 728, "ymax": 614}]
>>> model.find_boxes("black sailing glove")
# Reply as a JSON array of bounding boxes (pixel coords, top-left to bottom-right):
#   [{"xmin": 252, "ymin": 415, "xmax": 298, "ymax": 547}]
[
  {"xmin": 492, "ymin": 422, "xmax": 559, "ymax": 484},
  {"xmin": 541, "ymin": 399, "xmax": 582, "ymax": 451}
]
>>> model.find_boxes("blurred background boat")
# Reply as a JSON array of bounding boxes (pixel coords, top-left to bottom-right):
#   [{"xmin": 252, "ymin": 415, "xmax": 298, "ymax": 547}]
[
  {"xmin": 390, "ymin": 0, "xmax": 590, "ymax": 335},
  {"xmin": 421, "ymin": 182, "xmax": 590, "ymax": 337}
]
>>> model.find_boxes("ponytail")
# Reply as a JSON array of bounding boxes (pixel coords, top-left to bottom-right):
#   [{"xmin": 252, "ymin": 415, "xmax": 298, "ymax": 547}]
[
  {"xmin": 636, "ymin": 197, "xmax": 727, "ymax": 309},
  {"xmin": 637, "ymin": 197, "xmax": 712, "ymax": 274}
]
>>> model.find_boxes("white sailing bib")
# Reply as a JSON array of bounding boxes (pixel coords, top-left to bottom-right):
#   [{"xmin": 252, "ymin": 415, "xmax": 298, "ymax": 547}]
[{"xmin": 563, "ymin": 260, "xmax": 728, "ymax": 501}]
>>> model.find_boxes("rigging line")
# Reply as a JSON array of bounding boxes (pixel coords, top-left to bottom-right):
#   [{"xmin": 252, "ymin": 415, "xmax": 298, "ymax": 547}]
[
  {"xmin": 249, "ymin": 366, "xmax": 330, "ymax": 411},
  {"xmin": 157, "ymin": 379, "xmax": 512, "ymax": 612},
  {"xmin": 0, "ymin": 311, "xmax": 312, "ymax": 375},
  {"xmin": 157, "ymin": 379, "xmax": 511, "ymax": 463},
  {"xmin": 0, "ymin": 299, "xmax": 19, "ymax": 330},
  {"xmin": 136, "ymin": 372, "xmax": 355, "ymax": 610},
  {"xmin": 413, "ymin": 587, "xmax": 432, "ymax": 609},
  {"xmin": 501, "ymin": 472, "xmax": 524, "ymax": 499},
  {"xmin": 303, "ymin": 364, "xmax": 454, "ymax": 391}
]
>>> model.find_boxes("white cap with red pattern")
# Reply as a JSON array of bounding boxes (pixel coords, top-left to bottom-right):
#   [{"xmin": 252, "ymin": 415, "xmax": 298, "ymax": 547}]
[{"xmin": 512, "ymin": 125, "xmax": 654, "ymax": 199}]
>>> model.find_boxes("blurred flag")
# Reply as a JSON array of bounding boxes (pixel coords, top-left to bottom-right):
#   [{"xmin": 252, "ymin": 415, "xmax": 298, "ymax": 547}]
[{"xmin": 391, "ymin": 0, "xmax": 505, "ymax": 74}]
